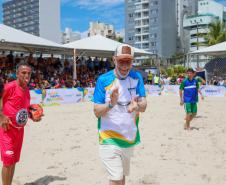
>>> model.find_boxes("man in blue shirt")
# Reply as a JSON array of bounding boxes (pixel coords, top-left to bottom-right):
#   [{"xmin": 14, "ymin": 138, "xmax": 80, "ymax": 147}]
[
  {"xmin": 179, "ymin": 68, "xmax": 204, "ymax": 130},
  {"xmin": 93, "ymin": 44, "xmax": 147, "ymax": 185}
]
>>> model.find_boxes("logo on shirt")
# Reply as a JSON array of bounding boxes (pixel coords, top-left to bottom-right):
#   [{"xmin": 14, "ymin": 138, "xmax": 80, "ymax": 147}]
[
  {"xmin": 5, "ymin": 150, "xmax": 14, "ymax": 155},
  {"xmin": 16, "ymin": 109, "xmax": 28, "ymax": 126},
  {"xmin": 128, "ymin": 87, "xmax": 136, "ymax": 91}
]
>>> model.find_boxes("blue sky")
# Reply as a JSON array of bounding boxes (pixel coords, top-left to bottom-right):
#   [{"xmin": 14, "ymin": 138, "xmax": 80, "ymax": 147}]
[
  {"xmin": 0, "ymin": 0, "xmax": 226, "ymax": 35},
  {"xmin": 60, "ymin": 0, "xmax": 124, "ymax": 34},
  {"xmin": 0, "ymin": 0, "xmax": 125, "ymax": 35}
]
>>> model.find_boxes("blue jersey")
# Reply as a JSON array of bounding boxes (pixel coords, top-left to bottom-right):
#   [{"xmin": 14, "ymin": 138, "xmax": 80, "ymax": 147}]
[{"xmin": 180, "ymin": 78, "xmax": 199, "ymax": 103}]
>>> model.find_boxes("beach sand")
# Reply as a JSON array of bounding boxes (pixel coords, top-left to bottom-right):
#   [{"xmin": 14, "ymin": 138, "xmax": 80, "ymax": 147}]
[{"xmin": 1, "ymin": 95, "xmax": 226, "ymax": 185}]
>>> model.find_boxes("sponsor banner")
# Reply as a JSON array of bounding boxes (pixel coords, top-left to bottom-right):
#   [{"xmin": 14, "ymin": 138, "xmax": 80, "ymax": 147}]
[
  {"xmin": 146, "ymin": 85, "xmax": 162, "ymax": 96},
  {"xmin": 146, "ymin": 85, "xmax": 178, "ymax": 96},
  {"xmin": 83, "ymin": 88, "xmax": 95, "ymax": 102},
  {"xmin": 146, "ymin": 85, "xmax": 226, "ymax": 97},
  {"xmin": 201, "ymin": 85, "xmax": 226, "ymax": 97},
  {"xmin": 30, "ymin": 89, "xmax": 42, "ymax": 104},
  {"xmin": 145, "ymin": 86, "xmax": 150, "ymax": 97},
  {"xmin": 43, "ymin": 89, "xmax": 83, "ymax": 105},
  {"xmin": 162, "ymin": 85, "xmax": 179, "ymax": 95},
  {"xmin": 30, "ymin": 85, "xmax": 226, "ymax": 105},
  {"xmin": 225, "ymin": 86, "xmax": 226, "ymax": 97}
]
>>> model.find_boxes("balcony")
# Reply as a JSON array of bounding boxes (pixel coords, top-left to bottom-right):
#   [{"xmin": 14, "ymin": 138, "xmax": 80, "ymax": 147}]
[
  {"xmin": 190, "ymin": 28, "xmax": 208, "ymax": 35},
  {"xmin": 190, "ymin": 37, "xmax": 205, "ymax": 43},
  {"xmin": 143, "ymin": 28, "xmax": 149, "ymax": 34},
  {"xmin": 134, "ymin": 0, "xmax": 149, "ymax": 5},
  {"xmin": 190, "ymin": 45, "xmax": 206, "ymax": 52}
]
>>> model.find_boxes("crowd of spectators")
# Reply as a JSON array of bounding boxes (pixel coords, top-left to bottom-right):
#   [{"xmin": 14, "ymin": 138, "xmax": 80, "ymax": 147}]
[
  {"xmin": 0, "ymin": 51, "xmax": 113, "ymax": 89},
  {"xmin": 146, "ymin": 73, "xmax": 226, "ymax": 86},
  {"xmin": 208, "ymin": 76, "xmax": 226, "ymax": 86},
  {"xmin": 1, "ymin": 51, "xmax": 226, "ymax": 89}
]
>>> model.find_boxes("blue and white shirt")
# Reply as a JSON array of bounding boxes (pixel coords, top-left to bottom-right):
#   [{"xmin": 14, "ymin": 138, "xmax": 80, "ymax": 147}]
[
  {"xmin": 94, "ymin": 70, "xmax": 146, "ymax": 148},
  {"xmin": 180, "ymin": 78, "xmax": 199, "ymax": 103}
]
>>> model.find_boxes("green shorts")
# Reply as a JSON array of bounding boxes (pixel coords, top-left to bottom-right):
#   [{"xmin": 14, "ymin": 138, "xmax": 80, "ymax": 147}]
[{"xmin": 184, "ymin": 103, "xmax": 197, "ymax": 115}]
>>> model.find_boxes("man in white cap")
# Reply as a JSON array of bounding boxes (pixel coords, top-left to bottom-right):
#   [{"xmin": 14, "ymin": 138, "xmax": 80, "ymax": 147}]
[{"xmin": 94, "ymin": 44, "xmax": 147, "ymax": 185}]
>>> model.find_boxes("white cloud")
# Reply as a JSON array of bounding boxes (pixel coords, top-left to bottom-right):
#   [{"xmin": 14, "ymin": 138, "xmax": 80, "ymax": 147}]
[
  {"xmin": 61, "ymin": 0, "xmax": 125, "ymax": 31},
  {"xmin": 80, "ymin": 30, "xmax": 89, "ymax": 38},
  {"xmin": 61, "ymin": 0, "xmax": 124, "ymax": 10},
  {"xmin": 116, "ymin": 28, "xmax": 125, "ymax": 38}
]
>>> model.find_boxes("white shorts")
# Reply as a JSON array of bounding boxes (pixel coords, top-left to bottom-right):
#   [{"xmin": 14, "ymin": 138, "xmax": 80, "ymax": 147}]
[{"xmin": 99, "ymin": 144, "xmax": 134, "ymax": 181}]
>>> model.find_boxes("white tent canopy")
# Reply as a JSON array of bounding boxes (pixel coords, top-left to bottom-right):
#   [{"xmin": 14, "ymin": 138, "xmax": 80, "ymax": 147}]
[
  {"xmin": 64, "ymin": 34, "xmax": 152, "ymax": 57},
  {"xmin": 0, "ymin": 24, "xmax": 151, "ymax": 57},
  {"xmin": 190, "ymin": 41, "xmax": 226, "ymax": 56},
  {"xmin": 0, "ymin": 24, "xmax": 71, "ymax": 54}
]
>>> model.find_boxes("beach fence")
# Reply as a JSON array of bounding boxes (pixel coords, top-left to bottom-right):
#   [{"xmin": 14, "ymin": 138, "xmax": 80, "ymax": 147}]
[{"xmin": 30, "ymin": 85, "xmax": 226, "ymax": 105}]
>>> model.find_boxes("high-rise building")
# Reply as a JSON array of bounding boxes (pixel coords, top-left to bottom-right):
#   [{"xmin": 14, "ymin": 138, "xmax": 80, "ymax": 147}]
[
  {"xmin": 2, "ymin": 0, "xmax": 61, "ymax": 43},
  {"xmin": 125, "ymin": 0, "xmax": 177, "ymax": 59},
  {"xmin": 176, "ymin": 0, "xmax": 198, "ymax": 52},
  {"xmin": 183, "ymin": 0, "xmax": 226, "ymax": 68},
  {"xmin": 88, "ymin": 21, "xmax": 116, "ymax": 39},
  {"xmin": 62, "ymin": 27, "xmax": 81, "ymax": 44},
  {"xmin": 183, "ymin": 0, "xmax": 226, "ymax": 52}
]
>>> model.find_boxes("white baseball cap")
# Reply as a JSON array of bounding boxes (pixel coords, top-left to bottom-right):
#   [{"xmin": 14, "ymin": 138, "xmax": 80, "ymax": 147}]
[{"xmin": 115, "ymin": 44, "xmax": 134, "ymax": 60}]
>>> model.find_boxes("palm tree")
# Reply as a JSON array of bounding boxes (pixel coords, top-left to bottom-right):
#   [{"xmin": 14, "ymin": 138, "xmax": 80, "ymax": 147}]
[
  {"xmin": 115, "ymin": 36, "xmax": 123, "ymax": 43},
  {"xmin": 205, "ymin": 20, "xmax": 226, "ymax": 46}
]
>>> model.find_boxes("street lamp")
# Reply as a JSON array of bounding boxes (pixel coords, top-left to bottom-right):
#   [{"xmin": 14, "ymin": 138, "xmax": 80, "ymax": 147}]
[
  {"xmin": 196, "ymin": 21, "xmax": 199, "ymax": 68},
  {"xmin": 195, "ymin": 19, "xmax": 203, "ymax": 69}
]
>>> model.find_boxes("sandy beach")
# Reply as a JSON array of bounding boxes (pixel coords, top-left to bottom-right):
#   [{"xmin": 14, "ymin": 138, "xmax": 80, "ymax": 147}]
[{"xmin": 2, "ymin": 95, "xmax": 226, "ymax": 185}]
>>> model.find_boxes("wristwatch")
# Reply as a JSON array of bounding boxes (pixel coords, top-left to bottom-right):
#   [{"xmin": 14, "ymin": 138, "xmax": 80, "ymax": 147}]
[{"xmin": 108, "ymin": 101, "xmax": 114, "ymax": 109}]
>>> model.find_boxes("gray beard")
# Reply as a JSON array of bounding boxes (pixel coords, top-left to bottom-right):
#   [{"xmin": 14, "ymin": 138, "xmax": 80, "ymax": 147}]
[{"xmin": 115, "ymin": 66, "xmax": 130, "ymax": 80}]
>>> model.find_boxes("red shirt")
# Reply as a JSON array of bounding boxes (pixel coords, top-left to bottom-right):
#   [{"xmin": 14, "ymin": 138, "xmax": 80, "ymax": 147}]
[{"xmin": 2, "ymin": 81, "xmax": 30, "ymax": 127}]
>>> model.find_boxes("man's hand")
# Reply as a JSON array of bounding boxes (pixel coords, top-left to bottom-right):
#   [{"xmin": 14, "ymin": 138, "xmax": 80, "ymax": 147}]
[
  {"xmin": 30, "ymin": 113, "xmax": 44, "ymax": 122},
  {"xmin": 128, "ymin": 97, "xmax": 139, "ymax": 113},
  {"xmin": 31, "ymin": 117, "xmax": 42, "ymax": 122},
  {"xmin": 29, "ymin": 104, "xmax": 44, "ymax": 122},
  {"xmin": 110, "ymin": 88, "xmax": 119, "ymax": 106},
  {"xmin": 0, "ymin": 114, "xmax": 11, "ymax": 131},
  {"xmin": 201, "ymin": 95, "xmax": 204, "ymax": 100}
]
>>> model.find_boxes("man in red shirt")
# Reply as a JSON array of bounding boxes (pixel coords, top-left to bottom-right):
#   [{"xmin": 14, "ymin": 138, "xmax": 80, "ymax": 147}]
[
  {"xmin": 0, "ymin": 62, "xmax": 39, "ymax": 185},
  {"xmin": 0, "ymin": 78, "xmax": 3, "ymax": 98}
]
